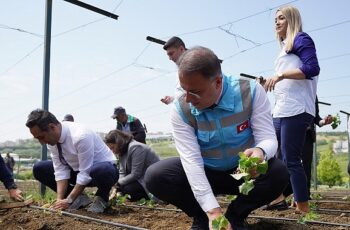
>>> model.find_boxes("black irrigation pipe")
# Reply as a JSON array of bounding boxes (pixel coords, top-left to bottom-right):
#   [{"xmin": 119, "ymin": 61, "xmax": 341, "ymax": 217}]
[
  {"xmin": 29, "ymin": 205, "xmax": 148, "ymax": 230},
  {"xmin": 122, "ymin": 204, "xmax": 182, "ymax": 212},
  {"xmin": 314, "ymin": 208, "xmax": 350, "ymax": 214},
  {"xmin": 122, "ymin": 204, "xmax": 350, "ymax": 227},
  {"xmin": 249, "ymin": 215, "xmax": 350, "ymax": 228},
  {"xmin": 311, "ymin": 200, "xmax": 350, "ymax": 204}
]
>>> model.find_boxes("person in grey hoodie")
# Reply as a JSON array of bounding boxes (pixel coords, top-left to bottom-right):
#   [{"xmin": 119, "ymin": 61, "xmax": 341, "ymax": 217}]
[{"xmin": 105, "ymin": 129, "xmax": 160, "ymax": 201}]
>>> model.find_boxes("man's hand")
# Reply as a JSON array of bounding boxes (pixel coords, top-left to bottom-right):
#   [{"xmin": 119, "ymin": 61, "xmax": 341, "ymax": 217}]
[
  {"xmin": 160, "ymin": 96, "xmax": 174, "ymax": 105},
  {"xmin": 207, "ymin": 207, "xmax": 233, "ymax": 230},
  {"xmin": 8, "ymin": 188, "xmax": 24, "ymax": 201},
  {"xmin": 52, "ymin": 198, "xmax": 70, "ymax": 210},
  {"xmin": 320, "ymin": 115, "xmax": 333, "ymax": 126},
  {"xmin": 243, "ymin": 148, "xmax": 265, "ymax": 178}
]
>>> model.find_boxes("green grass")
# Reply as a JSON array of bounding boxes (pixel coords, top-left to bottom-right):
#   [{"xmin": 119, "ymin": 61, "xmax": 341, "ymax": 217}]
[{"xmin": 148, "ymin": 140, "xmax": 179, "ymax": 159}]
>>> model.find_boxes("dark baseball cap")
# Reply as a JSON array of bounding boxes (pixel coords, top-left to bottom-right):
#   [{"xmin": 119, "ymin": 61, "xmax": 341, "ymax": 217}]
[
  {"xmin": 111, "ymin": 106, "xmax": 126, "ymax": 119},
  {"xmin": 63, "ymin": 114, "xmax": 74, "ymax": 122}
]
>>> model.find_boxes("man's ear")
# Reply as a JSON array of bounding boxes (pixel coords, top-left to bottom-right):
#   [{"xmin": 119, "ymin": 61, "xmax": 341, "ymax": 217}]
[
  {"xmin": 48, "ymin": 123, "xmax": 57, "ymax": 131},
  {"xmin": 215, "ymin": 76, "xmax": 222, "ymax": 89}
]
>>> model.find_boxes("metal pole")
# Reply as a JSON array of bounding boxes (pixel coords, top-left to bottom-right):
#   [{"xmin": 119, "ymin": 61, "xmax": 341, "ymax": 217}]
[
  {"xmin": 312, "ymin": 124, "xmax": 318, "ymax": 190},
  {"xmin": 347, "ymin": 115, "xmax": 350, "ymax": 187},
  {"xmin": 340, "ymin": 110, "xmax": 350, "ymax": 187},
  {"xmin": 40, "ymin": 0, "xmax": 52, "ymax": 196}
]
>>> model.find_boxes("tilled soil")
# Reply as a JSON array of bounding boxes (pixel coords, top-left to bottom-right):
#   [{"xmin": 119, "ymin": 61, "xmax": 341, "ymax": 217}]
[{"xmin": 1, "ymin": 182, "xmax": 350, "ymax": 229}]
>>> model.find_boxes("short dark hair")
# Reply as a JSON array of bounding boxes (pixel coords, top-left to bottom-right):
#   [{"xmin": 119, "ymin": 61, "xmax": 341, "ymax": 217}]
[
  {"xmin": 104, "ymin": 129, "xmax": 133, "ymax": 154},
  {"xmin": 163, "ymin": 36, "xmax": 186, "ymax": 50},
  {"xmin": 177, "ymin": 46, "xmax": 222, "ymax": 80},
  {"xmin": 25, "ymin": 109, "xmax": 59, "ymax": 131}
]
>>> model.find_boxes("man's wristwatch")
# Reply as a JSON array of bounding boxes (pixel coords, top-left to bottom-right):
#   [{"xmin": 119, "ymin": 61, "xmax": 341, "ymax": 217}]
[
  {"xmin": 66, "ymin": 196, "xmax": 74, "ymax": 204},
  {"xmin": 277, "ymin": 72, "xmax": 284, "ymax": 80}
]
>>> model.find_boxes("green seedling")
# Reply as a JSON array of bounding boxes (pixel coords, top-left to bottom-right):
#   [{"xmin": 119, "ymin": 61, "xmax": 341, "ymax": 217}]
[
  {"xmin": 137, "ymin": 196, "xmax": 156, "ymax": 208},
  {"xmin": 231, "ymin": 153, "xmax": 268, "ymax": 195},
  {"xmin": 212, "ymin": 215, "xmax": 229, "ymax": 230},
  {"xmin": 331, "ymin": 114, "xmax": 341, "ymax": 129},
  {"xmin": 309, "ymin": 202, "xmax": 318, "ymax": 211},
  {"xmin": 226, "ymin": 195, "xmax": 237, "ymax": 202},
  {"xmin": 297, "ymin": 211, "xmax": 320, "ymax": 224},
  {"xmin": 342, "ymin": 195, "xmax": 350, "ymax": 201},
  {"xmin": 115, "ymin": 194, "xmax": 130, "ymax": 205},
  {"xmin": 310, "ymin": 193, "xmax": 322, "ymax": 200}
]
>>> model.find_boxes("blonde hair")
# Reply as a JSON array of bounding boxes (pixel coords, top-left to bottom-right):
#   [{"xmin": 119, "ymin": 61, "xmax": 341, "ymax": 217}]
[{"xmin": 276, "ymin": 5, "xmax": 303, "ymax": 52}]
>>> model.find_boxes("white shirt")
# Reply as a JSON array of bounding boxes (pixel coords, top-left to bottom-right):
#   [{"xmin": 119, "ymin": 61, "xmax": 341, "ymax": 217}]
[
  {"xmin": 273, "ymin": 43, "xmax": 318, "ymax": 118},
  {"xmin": 171, "ymin": 82, "xmax": 277, "ymax": 212},
  {"xmin": 48, "ymin": 122, "xmax": 116, "ymax": 185}
]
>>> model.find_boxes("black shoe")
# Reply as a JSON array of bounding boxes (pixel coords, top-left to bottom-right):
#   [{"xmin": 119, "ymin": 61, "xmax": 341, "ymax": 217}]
[
  {"xmin": 190, "ymin": 215, "xmax": 209, "ymax": 230},
  {"xmin": 230, "ymin": 219, "xmax": 249, "ymax": 230},
  {"xmin": 261, "ymin": 200, "xmax": 288, "ymax": 211}
]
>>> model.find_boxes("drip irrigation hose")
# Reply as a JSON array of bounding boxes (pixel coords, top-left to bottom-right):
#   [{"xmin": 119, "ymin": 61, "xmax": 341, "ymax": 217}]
[
  {"xmin": 248, "ymin": 215, "xmax": 350, "ymax": 228},
  {"xmin": 123, "ymin": 204, "xmax": 181, "ymax": 212},
  {"xmin": 29, "ymin": 205, "xmax": 148, "ymax": 230}
]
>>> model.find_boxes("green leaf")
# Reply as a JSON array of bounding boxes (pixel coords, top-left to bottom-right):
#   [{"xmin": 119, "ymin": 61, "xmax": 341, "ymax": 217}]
[
  {"xmin": 231, "ymin": 172, "xmax": 249, "ymax": 180},
  {"xmin": 256, "ymin": 161, "xmax": 268, "ymax": 174},
  {"xmin": 137, "ymin": 198, "xmax": 147, "ymax": 206},
  {"xmin": 239, "ymin": 179, "xmax": 254, "ymax": 195},
  {"xmin": 226, "ymin": 195, "xmax": 237, "ymax": 202},
  {"xmin": 212, "ymin": 215, "xmax": 229, "ymax": 230}
]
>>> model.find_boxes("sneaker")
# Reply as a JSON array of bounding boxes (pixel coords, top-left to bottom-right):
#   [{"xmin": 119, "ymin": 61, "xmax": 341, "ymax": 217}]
[
  {"xmin": 68, "ymin": 194, "xmax": 92, "ymax": 210},
  {"xmin": 87, "ymin": 196, "xmax": 108, "ymax": 213},
  {"xmin": 261, "ymin": 200, "xmax": 288, "ymax": 211},
  {"xmin": 190, "ymin": 215, "xmax": 209, "ymax": 230}
]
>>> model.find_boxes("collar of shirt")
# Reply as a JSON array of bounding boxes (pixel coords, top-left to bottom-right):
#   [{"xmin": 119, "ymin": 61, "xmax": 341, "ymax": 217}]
[{"xmin": 58, "ymin": 122, "xmax": 68, "ymax": 144}]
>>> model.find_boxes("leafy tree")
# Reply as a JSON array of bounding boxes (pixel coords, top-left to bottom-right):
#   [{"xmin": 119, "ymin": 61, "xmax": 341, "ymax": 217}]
[{"xmin": 317, "ymin": 149, "xmax": 342, "ymax": 187}]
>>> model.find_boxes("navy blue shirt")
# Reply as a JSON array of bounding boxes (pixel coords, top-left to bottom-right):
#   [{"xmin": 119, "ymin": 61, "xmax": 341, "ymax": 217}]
[
  {"xmin": 0, "ymin": 154, "xmax": 15, "ymax": 189},
  {"xmin": 289, "ymin": 32, "xmax": 320, "ymax": 79}
]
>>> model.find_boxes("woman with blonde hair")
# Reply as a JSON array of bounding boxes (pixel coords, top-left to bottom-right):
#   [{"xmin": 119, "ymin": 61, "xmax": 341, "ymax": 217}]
[{"xmin": 264, "ymin": 5, "xmax": 320, "ymax": 213}]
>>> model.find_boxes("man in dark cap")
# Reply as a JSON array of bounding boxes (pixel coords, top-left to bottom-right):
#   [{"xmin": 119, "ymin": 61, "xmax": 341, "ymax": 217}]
[
  {"xmin": 161, "ymin": 36, "xmax": 187, "ymax": 105},
  {"xmin": 111, "ymin": 106, "xmax": 146, "ymax": 144},
  {"xmin": 63, "ymin": 114, "xmax": 74, "ymax": 122}
]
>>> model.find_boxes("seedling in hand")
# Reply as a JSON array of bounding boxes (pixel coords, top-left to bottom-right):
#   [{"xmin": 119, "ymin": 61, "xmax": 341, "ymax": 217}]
[
  {"xmin": 212, "ymin": 215, "xmax": 229, "ymax": 230},
  {"xmin": 331, "ymin": 114, "xmax": 341, "ymax": 129},
  {"xmin": 231, "ymin": 153, "xmax": 268, "ymax": 195}
]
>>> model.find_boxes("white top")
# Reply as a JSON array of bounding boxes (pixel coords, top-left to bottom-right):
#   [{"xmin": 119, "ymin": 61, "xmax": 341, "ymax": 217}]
[
  {"xmin": 170, "ymin": 82, "xmax": 277, "ymax": 212},
  {"xmin": 48, "ymin": 122, "xmax": 116, "ymax": 185},
  {"xmin": 273, "ymin": 43, "xmax": 318, "ymax": 118}
]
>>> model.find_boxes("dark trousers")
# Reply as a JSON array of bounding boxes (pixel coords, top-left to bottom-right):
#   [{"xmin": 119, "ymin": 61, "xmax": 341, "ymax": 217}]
[
  {"xmin": 33, "ymin": 160, "xmax": 119, "ymax": 201},
  {"xmin": 144, "ymin": 157, "xmax": 288, "ymax": 223},
  {"xmin": 119, "ymin": 181, "xmax": 148, "ymax": 201},
  {"xmin": 274, "ymin": 113, "xmax": 314, "ymax": 202},
  {"xmin": 301, "ymin": 129, "xmax": 314, "ymax": 199}
]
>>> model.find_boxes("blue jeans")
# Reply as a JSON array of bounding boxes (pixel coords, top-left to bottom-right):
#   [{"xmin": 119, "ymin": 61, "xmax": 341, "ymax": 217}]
[
  {"xmin": 33, "ymin": 160, "xmax": 119, "ymax": 201},
  {"xmin": 273, "ymin": 112, "xmax": 314, "ymax": 202}
]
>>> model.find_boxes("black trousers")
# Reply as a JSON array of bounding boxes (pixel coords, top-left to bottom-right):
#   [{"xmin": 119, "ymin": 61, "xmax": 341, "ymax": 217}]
[
  {"xmin": 145, "ymin": 157, "xmax": 288, "ymax": 223},
  {"xmin": 119, "ymin": 181, "xmax": 149, "ymax": 201}
]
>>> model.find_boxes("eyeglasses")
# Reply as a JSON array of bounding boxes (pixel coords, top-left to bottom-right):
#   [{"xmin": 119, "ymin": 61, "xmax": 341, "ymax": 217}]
[
  {"xmin": 178, "ymin": 87, "xmax": 201, "ymax": 99},
  {"xmin": 178, "ymin": 77, "xmax": 218, "ymax": 100}
]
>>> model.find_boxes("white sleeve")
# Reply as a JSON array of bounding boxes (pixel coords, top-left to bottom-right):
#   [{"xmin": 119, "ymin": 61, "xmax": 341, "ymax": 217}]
[
  {"xmin": 171, "ymin": 105, "xmax": 220, "ymax": 212},
  {"xmin": 75, "ymin": 134, "xmax": 95, "ymax": 185},
  {"xmin": 250, "ymin": 83, "xmax": 278, "ymax": 160}
]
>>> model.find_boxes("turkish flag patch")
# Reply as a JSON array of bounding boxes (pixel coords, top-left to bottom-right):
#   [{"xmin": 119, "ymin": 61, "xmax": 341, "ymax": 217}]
[{"xmin": 237, "ymin": 120, "xmax": 249, "ymax": 133}]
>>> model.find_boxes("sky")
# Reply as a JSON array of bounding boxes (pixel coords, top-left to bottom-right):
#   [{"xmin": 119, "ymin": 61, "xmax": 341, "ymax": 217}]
[{"xmin": 0, "ymin": 0, "xmax": 350, "ymax": 142}]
